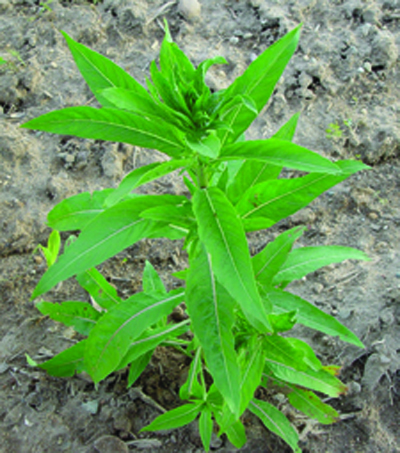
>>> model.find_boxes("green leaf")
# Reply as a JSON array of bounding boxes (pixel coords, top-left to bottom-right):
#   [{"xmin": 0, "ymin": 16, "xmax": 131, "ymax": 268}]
[
  {"xmin": 253, "ymin": 226, "xmax": 305, "ymax": 286},
  {"xmin": 288, "ymin": 387, "xmax": 339, "ymax": 425},
  {"xmin": 236, "ymin": 160, "xmax": 368, "ymax": 227},
  {"xmin": 249, "ymin": 399, "xmax": 301, "ymax": 453},
  {"xmin": 186, "ymin": 244, "xmax": 241, "ymax": 416},
  {"xmin": 33, "ymin": 341, "xmax": 86, "ymax": 377},
  {"xmin": 36, "ymin": 301, "xmax": 102, "ymax": 336},
  {"xmin": 238, "ymin": 339, "xmax": 265, "ymax": 414},
  {"xmin": 47, "ymin": 189, "xmax": 114, "ymax": 231},
  {"xmin": 263, "ymin": 335, "xmax": 311, "ymax": 372},
  {"xmin": 199, "ymin": 407, "xmax": 213, "ymax": 452},
  {"xmin": 262, "ymin": 287, "xmax": 364, "ymax": 348},
  {"xmin": 84, "ymin": 288, "xmax": 185, "ymax": 382},
  {"xmin": 180, "ymin": 347, "xmax": 204, "ymax": 401},
  {"xmin": 60, "ymin": 31, "xmax": 150, "ymax": 107},
  {"xmin": 269, "ymin": 311, "xmax": 298, "ymax": 333},
  {"xmin": 21, "ymin": 106, "xmax": 186, "ymax": 158},
  {"xmin": 273, "ymin": 245, "xmax": 371, "ymax": 287},
  {"xmin": 119, "ymin": 321, "xmax": 190, "ymax": 370},
  {"xmin": 192, "ymin": 187, "xmax": 272, "ymax": 332},
  {"xmin": 141, "ymin": 201, "xmax": 194, "ymax": 231},
  {"xmin": 221, "ymin": 139, "xmax": 342, "ymax": 174},
  {"xmin": 76, "ymin": 268, "xmax": 121, "ymax": 310},
  {"xmin": 186, "ymin": 133, "xmax": 221, "ymax": 159},
  {"xmin": 32, "ymin": 195, "xmax": 186, "ymax": 298},
  {"xmin": 142, "ymin": 260, "xmax": 166, "ymax": 296},
  {"xmin": 141, "ymin": 401, "xmax": 204, "ymax": 432},
  {"xmin": 127, "ymin": 350, "xmax": 152, "ymax": 388}
]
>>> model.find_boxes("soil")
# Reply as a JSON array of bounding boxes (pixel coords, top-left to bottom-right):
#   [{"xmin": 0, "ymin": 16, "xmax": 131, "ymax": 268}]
[{"xmin": 0, "ymin": 0, "xmax": 399, "ymax": 452}]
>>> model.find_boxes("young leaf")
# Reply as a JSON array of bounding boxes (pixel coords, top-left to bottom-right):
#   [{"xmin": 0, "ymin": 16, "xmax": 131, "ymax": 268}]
[
  {"xmin": 35, "ymin": 230, "xmax": 61, "ymax": 267},
  {"xmin": 192, "ymin": 187, "xmax": 272, "ymax": 332},
  {"xmin": 76, "ymin": 267, "xmax": 121, "ymax": 310},
  {"xmin": 32, "ymin": 195, "xmax": 187, "ymax": 298},
  {"xmin": 31, "ymin": 341, "xmax": 86, "ymax": 377},
  {"xmin": 249, "ymin": 399, "xmax": 301, "ymax": 453},
  {"xmin": 142, "ymin": 260, "xmax": 167, "ymax": 296},
  {"xmin": 262, "ymin": 287, "xmax": 364, "ymax": 348},
  {"xmin": 269, "ymin": 311, "xmax": 298, "ymax": 333},
  {"xmin": 105, "ymin": 159, "xmax": 191, "ymax": 208},
  {"xmin": 21, "ymin": 106, "xmax": 186, "ymax": 158},
  {"xmin": 36, "ymin": 301, "xmax": 102, "ymax": 336},
  {"xmin": 236, "ymin": 160, "xmax": 368, "ymax": 227},
  {"xmin": 141, "ymin": 401, "xmax": 204, "ymax": 432},
  {"xmin": 263, "ymin": 335, "xmax": 311, "ymax": 372},
  {"xmin": 186, "ymin": 244, "xmax": 241, "ymax": 416},
  {"xmin": 47, "ymin": 189, "xmax": 115, "ymax": 231},
  {"xmin": 199, "ymin": 407, "xmax": 214, "ymax": 452},
  {"xmin": 253, "ymin": 226, "xmax": 305, "ymax": 286},
  {"xmin": 140, "ymin": 202, "xmax": 195, "ymax": 231},
  {"xmin": 273, "ymin": 245, "xmax": 370, "ymax": 287},
  {"xmin": 180, "ymin": 347, "xmax": 204, "ymax": 401},
  {"xmin": 127, "ymin": 350, "xmax": 152, "ymax": 388},
  {"xmin": 84, "ymin": 288, "xmax": 185, "ymax": 382},
  {"xmin": 288, "ymin": 387, "xmax": 339, "ymax": 425},
  {"xmin": 61, "ymin": 31, "xmax": 151, "ymax": 106},
  {"xmin": 220, "ymin": 139, "xmax": 342, "ymax": 174}
]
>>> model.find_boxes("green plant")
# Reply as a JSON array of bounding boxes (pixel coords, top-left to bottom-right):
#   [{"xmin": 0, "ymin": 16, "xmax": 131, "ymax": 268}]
[
  {"xmin": 22, "ymin": 23, "xmax": 370, "ymax": 452},
  {"xmin": 325, "ymin": 121, "xmax": 343, "ymax": 139}
]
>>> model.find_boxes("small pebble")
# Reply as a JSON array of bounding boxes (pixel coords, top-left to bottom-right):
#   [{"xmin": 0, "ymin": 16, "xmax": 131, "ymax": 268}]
[
  {"xmin": 363, "ymin": 62, "xmax": 372, "ymax": 73},
  {"xmin": 178, "ymin": 0, "xmax": 201, "ymax": 20},
  {"xmin": 229, "ymin": 36, "xmax": 239, "ymax": 45}
]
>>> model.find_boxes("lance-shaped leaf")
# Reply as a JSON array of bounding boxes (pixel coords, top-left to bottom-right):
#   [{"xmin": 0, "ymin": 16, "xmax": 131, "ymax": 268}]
[
  {"xmin": 32, "ymin": 195, "xmax": 186, "ymax": 298},
  {"xmin": 192, "ymin": 187, "xmax": 272, "ymax": 332},
  {"xmin": 61, "ymin": 31, "xmax": 151, "ymax": 106},
  {"xmin": 186, "ymin": 245, "xmax": 241, "ymax": 416},
  {"xmin": 141, "ymin": 202, "xmax": 194, "ymax": 232},
  {"xmin": 105, "ymin": 159, "xmax": 191, "ymax": 207},
  {"xmin": 273, "ymin": 245, "xmax": 370, "ymax": 287},
  {"xmin": 127, "ymin": 351, "xmax": 152, "ymax": 388},
  {"xmin": 253, "ymin": 226, "xmax": 305, "ymax": 287},
  {"xmin": 249, "ymin": 399, "xmax": 301, "ymax": 453},
  {"xmin": 236, "ymin": 160, "xmax": 369, "ymax": 226},
  {"xmin": 84, "ymin": 288, "xmax": 185, "ymax": 382},
  {"xmin": 199, "ymin": 407, "xmax": 213, "ymax": 453},
  {"xmin": 180, "ymin": 347, "xmax": 204, "ymax": 401},
  {"xmin": 214, "ymin": 408, "xmax": 247, "ymax": 449},
  {"xmin": 28, "ymin": 341, "xmax": 86, "ymax": 377},
  {"xmin": 118, "ymin": 320, "xmax": 190, "ymax": 370},
  {"xmin": 220, "ymin": 139, "xmax": 342, "ymax": 174},
  {"xmin": 287, "ymin": 387, "xmax": 339, "ymax": 425},
  {"xmin": 47, "ymin": 189, "xmax": 114, "ymax": 231},
  {"xmin": 21, "ymin": 106, "xmax": 186, "ymax": 158},
  {"xmin": 141, "ymin": 401, "xmax": 204, "ymax": 432},
  {"xmin": 227, "ymin": 113, "xmax": 300, "ymax": 204},
  {"xmin": 36, "ymin": 301, "xmax": 102, "ymax": 336},
  {"xmin": 217, "ymin": 25, "xmax": 301, "ymax": 143},
  {"xmin": 262, "ymin": 288, "xmax": 364, "ymax": 348},
  {"xmin": 142, "ymin": 260, "xmax": 167, "ymax": 296},
  {"xmin": 76, "ymin": 268, "xmax": 121, "ymax": 310},
  {"xmin": 264, "ymin": 359, "xmax": 347, "ymax": 397},
  {"xmin": 263, "ymin": 335, "xmax": 313, "ymax": 372}
]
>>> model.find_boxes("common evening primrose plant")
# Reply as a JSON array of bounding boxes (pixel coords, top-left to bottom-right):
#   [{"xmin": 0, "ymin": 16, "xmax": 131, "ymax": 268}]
[{"xmin": 23, "ymin": 23, "xmax": 369, "ymax": 452}]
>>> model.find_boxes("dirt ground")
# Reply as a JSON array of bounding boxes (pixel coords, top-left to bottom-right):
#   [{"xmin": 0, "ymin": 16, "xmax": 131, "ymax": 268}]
[{"xmin": 0, "ymin": 0, "xmax": 399, "ymax": 452}]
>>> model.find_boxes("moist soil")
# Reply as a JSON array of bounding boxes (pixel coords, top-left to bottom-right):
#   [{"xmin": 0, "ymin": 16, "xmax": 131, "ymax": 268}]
[{"xmin": 0, "ymin": 1, "xmax": 399, "ymax": 452}]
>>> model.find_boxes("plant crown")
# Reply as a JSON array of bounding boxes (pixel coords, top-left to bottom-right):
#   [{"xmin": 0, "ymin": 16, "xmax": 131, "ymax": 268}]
[{"xmin": 22, "ymin": 22, "xmax": 369, "ymax": 452}]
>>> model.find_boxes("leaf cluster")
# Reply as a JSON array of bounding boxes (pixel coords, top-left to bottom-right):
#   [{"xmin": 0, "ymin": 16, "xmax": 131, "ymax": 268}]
[{"xmin": 23, "ymin": 22, "xmax": 369, "ymax": 452}]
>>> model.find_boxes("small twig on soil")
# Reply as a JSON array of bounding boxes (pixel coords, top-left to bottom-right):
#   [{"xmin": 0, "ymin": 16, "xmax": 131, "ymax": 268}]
[
  {"xmin": 130, "ymin": 387, "xmax": 167, "ymax": 413},
  {"xmin": 146, "ymin": 1, "xmax": 177, "ymax": 26},
  {"xmin": 9, "ymin": 370, "xmax": 21, "ymax": 386}
]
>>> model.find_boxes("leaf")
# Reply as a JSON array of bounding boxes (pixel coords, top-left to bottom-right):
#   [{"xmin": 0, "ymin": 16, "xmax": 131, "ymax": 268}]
[
  {"xmin": 269, "ymin": 311, "xmax": 298, "ymax": 333},
  {"xmin": 263, "ymin": 287, "xmax": 364, "ymax": 348},
  {"xmin": 186, "ymin": 133, "xmax": 221, "ymax": 159},
  {"xmin": 186, "ymin": 244, "xmax": 241, "ymax": 416},
  {"xmin": 119, "ymin": 321, "xmax": 190, "ymax": 370},
  {"xmin": 199, "ymin": 407, "xmax": 213, "ymax": 452},
  {"xmin": 33, "ymin": 341, "xmax": 86, "ymax": 377},
  {"xmin": 253, "ymin": 226, "xmax": 305, "ymax": 286},
  {"xmin": 36, "ymin": 301, "xmax": 102, "ymax": 336},
  {"xmin": 220, "ymin": 139, "xmax": 342, "ymax": 174},
  {"xmin": 47, "ymin": 189, "xmax": 114, "ymax": 231},
  {"xmin": 192, "ymin": 187, "xmax": 272, "ymax": 332},
  {"xmin": 141, "ymin": 202, "xmax": 195, "ymax": 231},
  {"xmin": 180, "ymin": 347, "xmax": 204, "ymax": 401},
  {"xmin": 127, "ymin": 350, "xmax": 152, "ymax": 388},
  {"xmin": 105, "ymin": 159, "xmax": 190, "ymax": 207},
  {"xmin": 142, "ymin": 260, "xmax": 167, "ymax": 296},
  {"xmin": 76, "ymin": 268, "xmax": 121, "ymax": 310},
  {"xmin": 249, "ymin": 399, "xmax": 301, "ymax": 453},
  {"xmin": 263, "ymin": 335, "xmax": 311, "ymax": 372},
  {"xmin": 288, "ymin": 387, "xmax": 339, "ymax": 425},
  {"xmin": 21, "ymin": 106, "xmax": 186, "ymax": 158},
  {"xmin": 84, "ymin": 288, "xmax": 185, "ymax": 382},
  {"xmin": 141, "ymin": 401, "xmax": 204, "ymax": 432},
  {"xmin": 61, "ymin": 31, "xmax": 150, "ymax": 107},
  {"xmin": 236, "ymin": 160, "xmax": 368, "ymax": 226},
  {"xmin": 273, "ymin": 245, "xmax": 371, "ymax": 287},
  {"xmin": 32, "ymin": 195, "xmax": 186, "ymax": 298}
]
